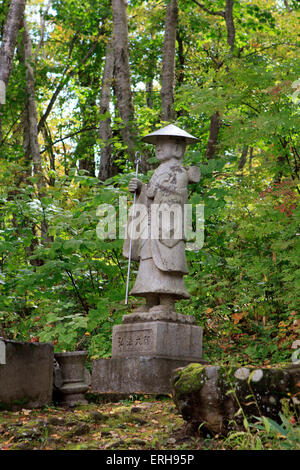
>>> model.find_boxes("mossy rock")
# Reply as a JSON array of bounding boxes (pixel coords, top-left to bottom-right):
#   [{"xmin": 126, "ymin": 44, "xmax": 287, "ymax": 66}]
[{"xmin": 172, "ymin": 363, "xmax": 300, "ymax": 435}]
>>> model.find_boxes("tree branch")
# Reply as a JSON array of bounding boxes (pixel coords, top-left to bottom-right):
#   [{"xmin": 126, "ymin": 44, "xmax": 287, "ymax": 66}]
[
  {"xmin": 33, "ymin": 0, "xmax": 52, "ymax": 63},
  {"xmin": 190, "ymin": 0, "xmax": 225, "ymax": 18},
  {"xmin": 37, "ymin": 32, "xmax": 101, "ymax": 134},
  {"xmin": 37, "ymin": 33, "xmax": 78, "ymax": 133},
  {"xmin": 64, "ymin": 267, "xmax": 89, "ymax": 315},
  {"xmin": 283, "ymin": 0, "xmax": 292, "ymax": 13},
  {"xmin": 40, "ymin": 125, "xmax": 98, "ymax": 154}
]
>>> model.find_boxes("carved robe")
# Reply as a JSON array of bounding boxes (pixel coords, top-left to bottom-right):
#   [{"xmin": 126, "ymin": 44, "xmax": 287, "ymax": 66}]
[{"xmin": 123, "ymin": 159, "xmax": 200, "ymax": 300}]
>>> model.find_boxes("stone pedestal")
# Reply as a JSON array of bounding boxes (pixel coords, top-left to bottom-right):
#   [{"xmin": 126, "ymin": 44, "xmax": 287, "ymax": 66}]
[
  {"xmin": 112, "ymin": 321, "xmax": 202, "ymax": 361},
  {"xmin": 54, "ymin": 351, "xmax": 91, "ymax": 406},
  {"xmin": 91, "ymin": 315, "xmax": 205, "ymax": 395}
]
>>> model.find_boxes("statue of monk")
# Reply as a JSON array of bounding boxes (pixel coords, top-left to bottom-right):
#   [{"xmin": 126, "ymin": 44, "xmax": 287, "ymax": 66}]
[{"xmin": 123, "ymin": 124, "xmax": 200, "ymax": 314}]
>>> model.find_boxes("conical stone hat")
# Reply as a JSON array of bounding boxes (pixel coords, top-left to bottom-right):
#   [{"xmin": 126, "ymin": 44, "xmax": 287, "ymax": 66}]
[{"xmin": 142, "ymin": 124, "xmax": 199, "ymax": 145}]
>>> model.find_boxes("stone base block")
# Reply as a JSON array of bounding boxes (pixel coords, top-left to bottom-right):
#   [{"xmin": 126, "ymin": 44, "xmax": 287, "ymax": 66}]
[
  {"xmin": 112, "ymin": 321, "xmax": 203, "ymax": 360},
  {"xmin": 0, "ymin": 338, "xmax": 53, "ymax": 410},
  {"xmin": 91, "ymin": 356, "xmax": 207, "ymax": 394}
]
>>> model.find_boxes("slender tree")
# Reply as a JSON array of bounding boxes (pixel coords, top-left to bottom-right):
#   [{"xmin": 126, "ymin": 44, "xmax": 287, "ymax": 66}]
[
  {"xmin": 224, "ymin": 0, "xmax": 235, "ymax": 52},
  {"xmin": 192, "ymin": 0, "xmax": 236, "ymax": 160},
  {"xmin": 237, "ymin": 145, "xmax": 249, "ymax": 172},
  {"xmin": 160, "ymin": 0, "xmax": 178, "ymax": 122},
  {"xmin": 205, "ymin": 111, "xmax": 222, "ymax": 160},
  {"xmin": 22, "ymin": 19, "xmax": 50, "ymax": 245},
  {"xmin": 283, "ymin": 0, "xmax": 292, "ymax": 13},
  {"xmin": 22, "ymin": 20, "xmax": 42, "ymax": 179},
  {"xmin": 98, "ymin": 39, "xmax": 114, "ymax": 181},
  {"xmin": 111, "ymin": 0, "xmax": 136, "ymax": 160},
  {"xmin": 0, "ymin": 0, "xmax": 26, "ymax": 100},
  {"xmin": 176, "ymin": 28, "xmax": 185, "ymax": 86},
  {"xmin": 0, "ymin": 0, "xmax": 26, "ymax": 140}
]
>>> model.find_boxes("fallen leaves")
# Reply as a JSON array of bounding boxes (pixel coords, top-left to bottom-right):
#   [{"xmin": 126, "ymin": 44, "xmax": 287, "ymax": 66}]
[
  {"xmin": 0, "ymin": 400, "xmax": 185, "ymax": 451},
  {"xmin": 232, "ymin": 312, "xmax": 247, "ymax": 325}
]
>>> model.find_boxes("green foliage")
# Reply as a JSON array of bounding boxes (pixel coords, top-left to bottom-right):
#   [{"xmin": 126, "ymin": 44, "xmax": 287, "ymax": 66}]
[
  {"xmin": 224, "ymin": 406, "xmax": 300, "ymax": 450},
  {"xmin": 0, "ymin": 0, "xmax": 299, "ymax": 370},
  {"xmin": 0, "ymin": 172, "xmax": 129, "ymax": 355}
]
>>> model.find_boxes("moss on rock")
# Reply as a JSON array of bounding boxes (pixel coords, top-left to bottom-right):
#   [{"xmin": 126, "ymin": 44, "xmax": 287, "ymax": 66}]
[
  {"xmin": 172, "ymin": 364, "xmax": 300, "ymax": 436},
  {"xmin": 172, "ymin": 364, "xmax": 207, "ymax": 395}
]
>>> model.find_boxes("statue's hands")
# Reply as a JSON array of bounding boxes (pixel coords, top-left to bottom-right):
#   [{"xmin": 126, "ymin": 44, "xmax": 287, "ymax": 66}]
[{"xmin": 129, "ymin": 178, "xmax": 142, "ymax": 193}]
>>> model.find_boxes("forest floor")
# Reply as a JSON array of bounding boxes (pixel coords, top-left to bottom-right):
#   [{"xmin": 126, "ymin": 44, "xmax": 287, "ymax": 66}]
[
  {"xmin": 0, "ymin": 396, "xmax": 208, "ymax": 451},
  {"xmin": 1, "ymin": 395, "xmax": 298, "ymax": 451}
]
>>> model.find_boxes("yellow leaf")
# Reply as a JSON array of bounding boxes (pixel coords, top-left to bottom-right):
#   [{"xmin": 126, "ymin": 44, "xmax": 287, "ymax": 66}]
[{"xmin": 206, "ymin": 308, "xmax": 213, "ymax": 314}]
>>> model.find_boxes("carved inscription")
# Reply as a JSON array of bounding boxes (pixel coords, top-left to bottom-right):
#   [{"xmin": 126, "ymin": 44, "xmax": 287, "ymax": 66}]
[{"xmin": 116, "ymin": 329, "xmax": 154, "ymax": 353}]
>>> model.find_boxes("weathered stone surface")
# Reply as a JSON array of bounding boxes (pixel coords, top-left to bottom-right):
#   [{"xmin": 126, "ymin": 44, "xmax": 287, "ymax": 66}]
[
  {"xmin": 122, "ymin": 311, "xmax": 196, "ymax": 325},
  {"xmin": 54, "ymin": 351, "xmax": 90, "ymax": 406},
  {"xmin": 0, "ymin": 338, "xmax": 53, "ymax": 410},
  {"xmin": 172, "ymin": 363, "xmax": 300, "ymax": 435},
  {"xmin": 112, "ymin": 321, "xmax": 203, "ymax": 361},
  {"xmin": 123, "ymin": 127, "xmax": 200, "ymax": 313},
  {"xmin": 93, "ymin": 316, "xmax": 204, "ymax": 394},
  {"xmin": 91, "ymin": 357, "xmax": 206, "ymax": 394},
  {"xmin": 0, "ymin": 339, "xmax": 5, "ymax": 364}
]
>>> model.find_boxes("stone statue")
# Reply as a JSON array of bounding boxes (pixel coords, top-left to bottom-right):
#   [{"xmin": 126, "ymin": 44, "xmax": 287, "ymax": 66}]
[{"xmin": 123, "ymin": 124, "xmax": 200, "ymax": 318}]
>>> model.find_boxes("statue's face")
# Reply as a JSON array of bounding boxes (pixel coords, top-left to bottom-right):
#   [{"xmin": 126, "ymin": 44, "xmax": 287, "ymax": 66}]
[{"xmin": 155, "ymin": 137, "xmax": 186, "ymax": 162}]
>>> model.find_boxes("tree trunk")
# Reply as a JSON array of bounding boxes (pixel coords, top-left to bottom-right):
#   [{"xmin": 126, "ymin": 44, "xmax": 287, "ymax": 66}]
[
  {"xmin": 22, "ymin": 20, "xmax": 42, "ymax": 179},
  {"xmin": 41, "ymin": 122, "xmax": 55, "ymax": 185},
  {"xmin": 161, "ymin": 0, "xmax": 178, "ymax": 122},
  {"xmin": 283, "ymin": 0, "xmax": 292, "ymax": 13},
  {"xmin": 205, "ymin": 1, "xmax": 236, "ymax": 160},
  {"xmin": 0, "ymin": 0, "xmax": 26, "ymax": 140},
  {"xmin": 111, "ymin": 0, "xmax": 136, "ymax": 160},
  {"xmin": 249, "ymin": 147, "xmax": 253, "ymax": 171},
  {"xmin": 0, "ymin": 0, "xmax": 26, "ymax": 99},
  {"xmin": 224, "ymin": 0, "xmax": 235, "ymax": 52},
  {"xmin": 205, "ymin": 111, "xmax": 221, "ymax": 160},
  {"xmin": 237, "ymin": 145, "xmax": 248, "ymax": 171},
  {"xmin": 22, "ymin": 19, "xmax": 50, "ymax": 246},
  {"xmin": 176, "ymin": 29, "xmax": 185, "ymax": 86},
  {"xmin": 78, "ymin": 143, "xmax": 95, "ymax": 176},
  {"xmin": 146, "ymin": 80, "xmax": 153, "ymax": 109},
  {"xmin": 98, "ymin": 40, "xmax": 114, "ymax": 181},
  {"xmin": 76, "ymin": 95, "xmax": 96, "ymax": 177}
]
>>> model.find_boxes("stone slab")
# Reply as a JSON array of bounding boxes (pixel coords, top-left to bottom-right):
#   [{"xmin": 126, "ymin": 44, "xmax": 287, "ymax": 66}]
[
  {"xmin": 0, "ymin": 338, "xmax": 53, "ymax": 410},
  {"xmin": 112, "ymin": 321, "xmax": 203, "ymax": 360},
  {"xmin": 91, "ymin": 356, "xmax": 207, "ymax": 394}
]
